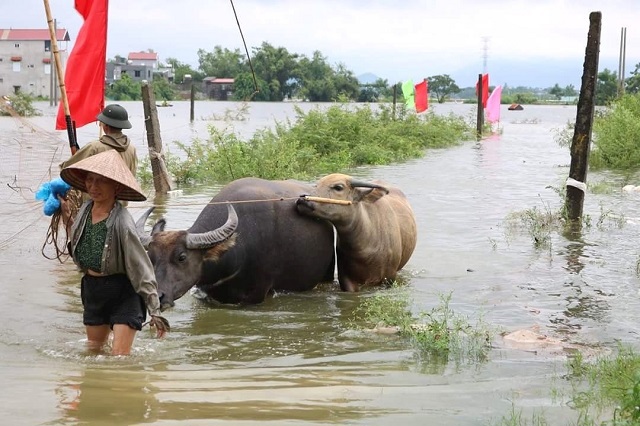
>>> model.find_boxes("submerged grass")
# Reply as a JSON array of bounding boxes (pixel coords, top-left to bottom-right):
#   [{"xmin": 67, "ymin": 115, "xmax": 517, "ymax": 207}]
[
  {"xmin": 502, "ymin": 185, "xmax": 625, "ymax": 249},
  {"xmin": 140, "ymin": 102, "xmax": 475, "ymax": 186},
  {"xmin": 350, "ymin": 284, "xmax": 493, "ymax": 367},
  {"xmin": 495, "ymin": 346, "xmax": 640, "ymax": 425}
]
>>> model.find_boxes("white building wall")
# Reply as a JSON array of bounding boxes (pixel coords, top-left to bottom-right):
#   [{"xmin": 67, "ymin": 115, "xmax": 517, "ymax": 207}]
[{"xmin": 0, "ymin": 39, "xmax": 67, "ymax": 98}]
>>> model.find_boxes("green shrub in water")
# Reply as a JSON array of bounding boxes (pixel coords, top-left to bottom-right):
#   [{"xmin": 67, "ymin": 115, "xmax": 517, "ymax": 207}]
[
  {"xmin": 0, "ymin": 92, "xmax": 41, "ymax": 117},
  {"xmin": 352, "ymin": 285, "xmax": 493, "ymax": 365},
  {"xmin": 591, "ymin": 94, "xmax": 640, "ymax": 170},
  {"xmin": 556, "ymin": 93, "xmax": 640, "ymax": 170},
  {"xmin": 149, "ymin": 102, "xmax": 475, "ymax": 186}
]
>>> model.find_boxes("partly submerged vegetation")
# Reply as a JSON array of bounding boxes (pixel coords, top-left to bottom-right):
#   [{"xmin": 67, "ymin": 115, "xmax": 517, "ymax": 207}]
[
  {"xmin": 555, "ymin": 93, "xmax": 640, "ymax": 171},
  {"xmin": 0, "ymin": 91, "xmax": 41, "ymax": 117},
  {"xmin": 495, "ymin": 346, "xmax": 640, "ymax": 425},
  {"xmin": 350, "ymin": 284, "xmax": 493, "ymax": 367},
  {"xmin": 140, "ymin": 102, "xmax": 475, "ymax": 186}
]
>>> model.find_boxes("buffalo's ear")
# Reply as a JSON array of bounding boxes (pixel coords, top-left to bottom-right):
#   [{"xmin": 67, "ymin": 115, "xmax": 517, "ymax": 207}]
[
  {"xmin": 354, "ymin": 187, "xmax": 388, "ymax": 204},
  {"xmin": 152, "ymin": 218, "xmax": 167, "ymax": 235}
]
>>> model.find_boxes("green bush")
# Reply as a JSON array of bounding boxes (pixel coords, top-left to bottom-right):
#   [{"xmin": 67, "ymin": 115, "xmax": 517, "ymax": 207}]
[
  {"xmin": 149, "ymin": 102, "xmax": 475, "ymax": 186},
  {"xmin": 0, "ymin": 92, "xmax": 41, "ymax": 117},
  {"xmin": 590, "ymin": 94, "xmax": 640, "ymax": 170}
]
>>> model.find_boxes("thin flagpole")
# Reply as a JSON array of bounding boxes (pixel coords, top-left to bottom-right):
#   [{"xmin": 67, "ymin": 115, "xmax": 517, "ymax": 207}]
[{"xmin": 43, "ymin": 0, "xmax": 79, "ymax": 154}]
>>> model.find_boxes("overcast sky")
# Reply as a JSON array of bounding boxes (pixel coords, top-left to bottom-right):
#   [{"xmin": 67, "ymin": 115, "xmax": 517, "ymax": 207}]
[{"xmin": 3, "ymin": 0, "xmax": 639, "ymax": 88}]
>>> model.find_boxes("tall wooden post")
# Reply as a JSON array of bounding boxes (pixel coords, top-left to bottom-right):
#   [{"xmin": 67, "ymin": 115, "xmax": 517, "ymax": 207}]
[
  {"xmin": 190, "ymin": 83, "xmax": 195, "ymax": 123},
  {"xmin": 141, "ymin": 81, "xmax": 173, "ymax": 194},
  {"xmin": 43, "ymin": 0, "xmax": 77, "ymax": 154},
  {"xmin": 565, "ymin": 12, "xmax": 601, "ymax": 221},
  {"xmin": 392, "ymin": 83, "xmax": 397, "ymax": 120},
  {"xmin": 476, "ymin": 74, "xmax": 484, "ymax": 140}
]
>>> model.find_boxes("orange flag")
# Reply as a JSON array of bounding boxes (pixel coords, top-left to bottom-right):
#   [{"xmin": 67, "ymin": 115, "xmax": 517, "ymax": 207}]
[
  {"xmin": 414, "ymin": 80, "xmax": 428, "ymax": 113},
  {"xmin": 55, "ymin": 0, "xmax": 108, "ymax": 130}
]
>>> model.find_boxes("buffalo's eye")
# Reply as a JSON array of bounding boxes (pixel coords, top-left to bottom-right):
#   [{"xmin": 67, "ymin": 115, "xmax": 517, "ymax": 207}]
[
  {"xmin": 177, "ymin": 252, "xmax": 187, "ymax": 263},
  {"xmin": 332, "ymin": 183, "xmax": 345, "ymax": 191}
]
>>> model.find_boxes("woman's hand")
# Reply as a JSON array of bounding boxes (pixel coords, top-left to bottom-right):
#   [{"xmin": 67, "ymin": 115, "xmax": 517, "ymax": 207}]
[
  {"xmin": 149, "ymin": 315, "xmax": 170, "ymax": 338},
  {"xmin": 57, "ymin": 194, "xmax": 74, "ymax": 235},
  {"xmin": 57, "ymin": 195, "xmax": 72, "ymax": 223}
]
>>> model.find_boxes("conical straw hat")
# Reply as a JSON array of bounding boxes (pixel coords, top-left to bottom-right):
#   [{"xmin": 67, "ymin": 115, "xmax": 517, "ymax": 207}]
[{"xmin": 60, "ymin": 149, "xmax": 146, "ymax": 201}]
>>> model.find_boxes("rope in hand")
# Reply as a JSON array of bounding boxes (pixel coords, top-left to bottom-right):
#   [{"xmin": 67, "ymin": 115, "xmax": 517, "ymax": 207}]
[{"xmin": 41, "ymin": 189, "xmax": 83, "ymax": 262}]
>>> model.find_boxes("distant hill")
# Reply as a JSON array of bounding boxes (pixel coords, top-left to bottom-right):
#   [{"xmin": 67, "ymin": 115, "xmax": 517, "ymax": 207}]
[{"xmin": 357, "ymin": 72, "xmax": 381, "ymax": 84}]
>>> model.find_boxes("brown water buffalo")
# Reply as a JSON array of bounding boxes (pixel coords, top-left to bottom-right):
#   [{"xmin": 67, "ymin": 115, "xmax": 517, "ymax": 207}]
[
  {"xmin": 137, "ymin": 177, "xmax": 336, "ymax": 308},
  {"xmin": 296, "ymin": 173, "xmax": 417, "ymax": 292}
]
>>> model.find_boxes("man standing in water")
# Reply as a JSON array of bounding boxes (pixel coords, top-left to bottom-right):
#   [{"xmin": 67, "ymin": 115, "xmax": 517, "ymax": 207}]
[{"xmin": 60, "ymin": 104, "xmax": 137, "ymax": 177}]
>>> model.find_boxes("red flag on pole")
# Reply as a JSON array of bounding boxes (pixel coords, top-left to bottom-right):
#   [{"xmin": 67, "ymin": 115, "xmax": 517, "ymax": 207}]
[
  {"xmin": 414, "ymin": 80, "xmax": 428, "ymax": 113},
  {"xmin": 55, "ymin": 0, "xmax": 108, "ymax": 130},
  {"xmin": 475, "ymin": 73, "xmax": 489, "ymax": 108}
]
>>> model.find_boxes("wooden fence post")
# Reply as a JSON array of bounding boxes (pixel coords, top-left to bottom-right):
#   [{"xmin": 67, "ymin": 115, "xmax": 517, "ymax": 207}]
[
  {"xmin": 565, "ymin": 11, "xmax": 601, "ymax": 221},
  {"xmin": 476, "ymin": 73, "xmax": 483, "ymax": 140},
  {"xmin": 141, "ymin": 81, "xmax": 173, "ymax": 194},
  {"xmin": 190, "ymin": 83, "xmax": 195, "ymax": 123}
]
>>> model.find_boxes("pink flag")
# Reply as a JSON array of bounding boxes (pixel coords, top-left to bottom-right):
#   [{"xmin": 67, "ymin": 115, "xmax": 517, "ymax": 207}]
[{"xmin": 485, "ymin": 85, "xmax": 502, "ymax": 123}]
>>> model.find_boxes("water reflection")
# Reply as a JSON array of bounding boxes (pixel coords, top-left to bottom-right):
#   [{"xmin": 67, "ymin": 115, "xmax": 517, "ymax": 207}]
[
  {"xmin": 57, "ymin": 367, "xmax": 161, "ymax": 425},
  {"xmin": 182, "ymin": 287, "xmax": 408, "ymax": 364}
]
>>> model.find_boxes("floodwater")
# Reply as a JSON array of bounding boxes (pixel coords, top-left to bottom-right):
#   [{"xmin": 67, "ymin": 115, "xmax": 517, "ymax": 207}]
[{"xmin": 1, "ymin": 100, "xmax": 639, "ymax": 425}]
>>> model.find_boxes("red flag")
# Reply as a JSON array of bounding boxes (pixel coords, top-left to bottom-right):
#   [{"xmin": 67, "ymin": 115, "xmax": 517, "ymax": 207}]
[
  {"xmin": 414, "ymin": 80, "xmax": 428, "ymax": 113},
  {"xmin": 475, "ymin": 73, "xmax": 489, "ymax": 108},
  {"xmin": 56, "ymin": 0, "xmax": 108, "ymax": 130}
]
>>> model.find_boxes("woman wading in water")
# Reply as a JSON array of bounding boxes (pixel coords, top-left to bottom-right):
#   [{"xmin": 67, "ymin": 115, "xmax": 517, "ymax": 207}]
[{"xmin": 59, "ymin": 150, "xmax": 169, "ymax": 355}]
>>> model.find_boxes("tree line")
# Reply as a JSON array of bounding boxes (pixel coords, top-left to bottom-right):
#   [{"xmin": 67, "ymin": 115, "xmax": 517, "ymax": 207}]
[{"xmin": 106, "ymin": 42, "xmax": 640, "ymax": 106}]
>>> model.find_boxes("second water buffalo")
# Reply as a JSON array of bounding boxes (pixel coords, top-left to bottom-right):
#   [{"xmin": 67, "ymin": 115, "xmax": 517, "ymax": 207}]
[
  {"xmin": 297, "ymin": 173, "xmax": 417, "ymax": 292},
  {"xmin": 138, "ymin": 177, "xmax": 336, "ymax": 308}
]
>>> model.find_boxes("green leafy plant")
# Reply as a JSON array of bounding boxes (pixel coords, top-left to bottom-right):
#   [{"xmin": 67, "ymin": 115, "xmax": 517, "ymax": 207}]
[
  {"xmin": 142, "ymin": 102, "xmax": 475, "ymax": 186},
  {"xmin": 0, "ymin": 92, "xmax": 41, "ymax": 117},
  {"xmin": 351, "ymin": 286, "xmax": 493, "ymax": 365}
]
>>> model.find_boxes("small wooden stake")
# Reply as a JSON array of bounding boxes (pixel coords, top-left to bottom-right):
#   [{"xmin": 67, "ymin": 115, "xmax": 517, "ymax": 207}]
[{"xmin": 304, "ymin": 196, "xmax": 352, "ymax": 205}]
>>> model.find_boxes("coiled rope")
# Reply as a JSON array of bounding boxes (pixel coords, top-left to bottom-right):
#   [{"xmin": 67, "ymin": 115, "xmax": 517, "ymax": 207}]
[{"xmin": 40, "ymin": 189, "xmax": 83, "ymax": 262}]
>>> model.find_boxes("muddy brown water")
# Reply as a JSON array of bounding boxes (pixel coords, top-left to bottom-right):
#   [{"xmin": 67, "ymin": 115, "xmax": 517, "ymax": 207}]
[{"xmin": 1, "ymin": 101, "xmax": 638, "ymax": 425}]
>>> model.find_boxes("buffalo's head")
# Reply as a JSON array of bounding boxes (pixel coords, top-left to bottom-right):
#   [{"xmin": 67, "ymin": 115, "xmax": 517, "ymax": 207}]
[
  {"xmin": 296, "ymin": 173, "xmax": 388, "ymax": 223},
  {"xmin": 136, "ymin": 204, "xmax": 238, "ymax": 310}
]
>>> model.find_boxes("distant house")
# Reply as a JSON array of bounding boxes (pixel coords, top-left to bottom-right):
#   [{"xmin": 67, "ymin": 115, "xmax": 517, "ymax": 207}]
[
  {"xmin": 0, "ymin": 28, "xmax": 69, "ymax": 97},
  {"xmin": 127, "ymin": 51, "xmax": 158, "ymax": 69},
  {"xmin": 106, "ymin": 50, "xmax": 173, "ymax": 84},
  {"xmin": 203, "ymin": 77, "xmax": 234, "ymax": 100}
]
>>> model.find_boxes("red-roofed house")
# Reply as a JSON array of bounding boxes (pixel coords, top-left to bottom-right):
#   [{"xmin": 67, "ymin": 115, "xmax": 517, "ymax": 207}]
[
  {"xmin": 202, "ymin": 77, "xmax": 234, "ymax": 100},
  {"xmin": 106, "ymin": 50, "xmax": 174, "ymax": 85},
  {"xmin": 0, "ymin": 28, "xmax": 70, "ymax": 97},
  {"xmin": 127, "ymin": 51, "xmax": 158, "ymax": 69}
]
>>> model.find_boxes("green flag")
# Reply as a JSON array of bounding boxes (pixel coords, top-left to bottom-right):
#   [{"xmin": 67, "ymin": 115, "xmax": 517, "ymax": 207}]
[{"xmin": 402, "ymin": 80, "xmax": 415, "ymax": 110}]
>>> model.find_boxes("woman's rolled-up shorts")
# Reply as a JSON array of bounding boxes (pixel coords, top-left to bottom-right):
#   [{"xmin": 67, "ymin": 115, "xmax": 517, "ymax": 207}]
[{"xmin": 80, "ymin": 273, "xmax": 146, "ymax": 330}]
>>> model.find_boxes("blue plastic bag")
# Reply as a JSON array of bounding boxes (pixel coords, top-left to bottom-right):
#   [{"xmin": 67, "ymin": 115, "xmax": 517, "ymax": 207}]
[{"xmin": 35, "ymin": 178, "xmax": 71, "ymax": 216}]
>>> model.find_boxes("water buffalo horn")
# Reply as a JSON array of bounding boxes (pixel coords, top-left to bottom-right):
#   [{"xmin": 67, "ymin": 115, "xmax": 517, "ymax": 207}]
[
  {"xmin": 135, "ymin": 207, "xmax": 155, "ymax": 248},
  {"xmin": 349, "ymin": 179, "xmax": 389, "ymax": 194},
  {"xmin": 186, "ymin": 204, "xmax": 238, "ymax": 249}
]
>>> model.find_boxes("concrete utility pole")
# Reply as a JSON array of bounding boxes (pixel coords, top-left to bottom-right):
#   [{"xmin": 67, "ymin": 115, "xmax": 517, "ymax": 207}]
[
  {"xmin": 141, "ymin": 81, "xmax": 173, "ymax": 194},
  {"xmin": 565, "ymin": 11, "xmax": 601, "ymax": 221},
  {"xmin": 618, "ymin": 27, "xmax": 627, "ymax": 96},
  {"xmin": 482, "ymin": 36, "xmax": 490, "ymax": 74}
]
